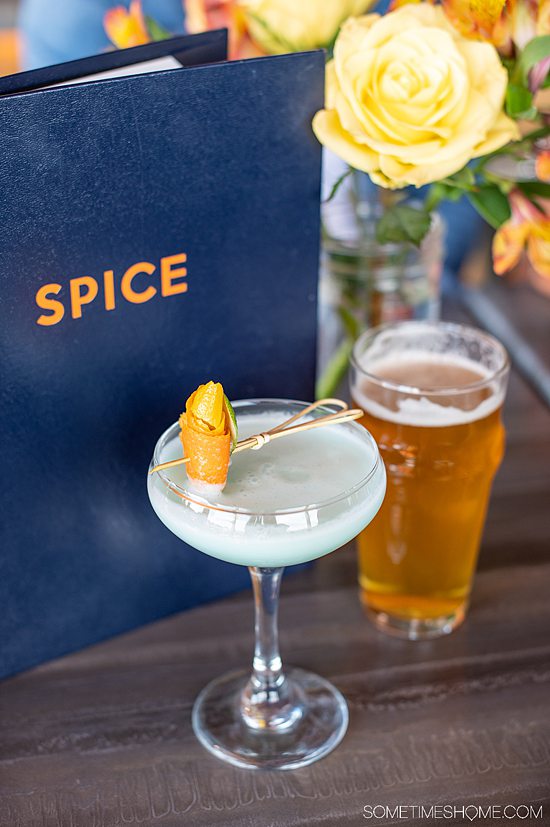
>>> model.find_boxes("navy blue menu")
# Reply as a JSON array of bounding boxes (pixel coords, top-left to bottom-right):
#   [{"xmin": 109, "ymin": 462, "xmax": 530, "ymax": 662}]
[{"xmin": 0, "ymin": 34, "xmax": 324, "ymax": 677}]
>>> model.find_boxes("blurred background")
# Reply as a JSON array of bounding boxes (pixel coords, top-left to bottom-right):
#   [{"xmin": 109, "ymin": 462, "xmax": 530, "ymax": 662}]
[
  {"xmin": 0, "ymin": 0, "xmax": 16, "ymax": 24},
  {"xmin": 0, "ymin": 0, "xmax": 188, "ymax": 73},
  {"xmin": 0, "ymin": 0, "xmax": 18, "ymax": 74}
]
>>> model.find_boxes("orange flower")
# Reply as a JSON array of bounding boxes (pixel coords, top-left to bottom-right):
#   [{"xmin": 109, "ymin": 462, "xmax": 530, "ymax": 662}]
[
  {"xmin": 390, "ymin": 0, "xmax": 435, "ymax": 8},
  {"xmin": 528, "ymin": 220, "xmax": 550, "ymax": 276},
  {"xmin": 507, "ymin": 0, "xmax": 537, "ymax": 48},
  {"xmin": 537, "ymin": 0, "xmax": 550, "ymax": 34},
  {"xmin": 493, "ymin": 190, "xmax": 550, "ymax": 279},
  {"xmin": 184, "ymin": 0, "xmax": 263, "ymax": 58},
  {"xmin": 442, "ymin": 0, "xmax": 509, "ymax": 46},
  {"xmin": 536, "ymin": 149, "xmax": 550, "ymax": 181},
  {"xmin": 443, "ymin": 0, "xmax": 550, "ymax": 51},
  {"xmin": 104, "ymin": 0, "xmax": 150, "ymax": 48}
]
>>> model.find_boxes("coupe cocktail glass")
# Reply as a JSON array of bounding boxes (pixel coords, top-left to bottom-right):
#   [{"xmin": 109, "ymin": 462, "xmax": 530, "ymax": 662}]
[{"xmin": 148, "ymin": 399, "xmax": 385, "ymax": 770}]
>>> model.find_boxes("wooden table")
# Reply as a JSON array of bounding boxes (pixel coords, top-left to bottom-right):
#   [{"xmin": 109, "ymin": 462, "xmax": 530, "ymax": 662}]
[{"xmin": 1, "ymin": 284, "xmax": 549, "ymax": 826}]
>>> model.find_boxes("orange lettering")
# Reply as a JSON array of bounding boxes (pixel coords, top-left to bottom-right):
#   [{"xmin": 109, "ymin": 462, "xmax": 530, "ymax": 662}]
[
  {"xmin": 36, "ymin": 283, "xmax": 65, "ymax": 326},
  {"xmin": 70, "ymin": 276, "xmax": 99, "ymax": 319},
  {"xmin": 104, "ymin": 269, "xmax": 115, "ymax": 311},
  {"xmin": 121, "ymin": 261, "xmax": 156, "ymax": 304},
  {"xmin": 35, "ymin": 252, "xmax": 186, "ymax": 327},
  {"xmin": 161, "ymin": 253, "xmax": 188, "ymax": 297}
]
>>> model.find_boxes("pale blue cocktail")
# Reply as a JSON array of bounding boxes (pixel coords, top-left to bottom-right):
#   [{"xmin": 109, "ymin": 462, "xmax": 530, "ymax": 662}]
[{"xmin": 148, "ymin": 399, "xmax": 385, "ymax": 770}]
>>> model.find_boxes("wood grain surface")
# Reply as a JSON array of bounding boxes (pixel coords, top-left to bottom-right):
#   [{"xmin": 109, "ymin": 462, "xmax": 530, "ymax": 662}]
[
  {"xmin": 1, "ymin": 286, "xmax": 549, "ymax": 826},
  {"xmin": 1, "ymin": 565, "xmax": 549, "ymax": 826}
]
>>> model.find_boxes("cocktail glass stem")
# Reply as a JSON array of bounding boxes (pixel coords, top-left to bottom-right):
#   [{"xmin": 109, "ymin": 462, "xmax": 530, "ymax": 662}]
[{"xmin": 240, "ymin": 566, "xmax": 304, "ymax": 732}]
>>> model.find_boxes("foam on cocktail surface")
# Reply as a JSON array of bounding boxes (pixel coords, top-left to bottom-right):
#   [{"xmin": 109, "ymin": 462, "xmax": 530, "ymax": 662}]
[
  {"xmin": 148, "ymin": 410, "xmax": 385, "ymax": 567},
  {"xmin": 352, "ymin": 352, "xmax": 505, "ymax": 428}
]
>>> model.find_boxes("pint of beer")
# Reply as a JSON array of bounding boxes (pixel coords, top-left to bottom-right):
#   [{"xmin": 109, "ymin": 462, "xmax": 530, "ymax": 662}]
[{"xmin": 351, "ymin": 322, "xmax": 509, "ymax": 639}]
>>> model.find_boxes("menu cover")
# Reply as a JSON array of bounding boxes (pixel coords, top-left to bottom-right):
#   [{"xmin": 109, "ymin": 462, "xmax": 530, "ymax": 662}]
[{"xmin": 0, "ymin": 34, "xmax": 324, "ymax": 677}]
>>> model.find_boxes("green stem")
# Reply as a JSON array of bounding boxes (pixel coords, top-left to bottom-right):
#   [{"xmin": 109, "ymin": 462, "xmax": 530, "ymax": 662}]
[
  {"xmin": 315, "ymin": 338, "xmax": 354, "ymax": 400},
  {"xmin": 438, "ymin": 177, "xmax": 477, "ymax": 192},
  {"xmin": 323, "ymin": 168, "xmax": 353, "ymax": 204}
]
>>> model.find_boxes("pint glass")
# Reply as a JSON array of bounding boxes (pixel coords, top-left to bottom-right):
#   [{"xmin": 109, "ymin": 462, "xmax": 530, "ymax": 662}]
[{"xmin": 351, "ymin": 322, "xmax": 509, "ymax": 639}]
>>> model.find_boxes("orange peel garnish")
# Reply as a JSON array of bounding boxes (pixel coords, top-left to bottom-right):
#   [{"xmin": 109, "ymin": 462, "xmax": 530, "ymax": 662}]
[{"xmin": 179, "ymin": 382, "xmax": 231, "ymax": 486}]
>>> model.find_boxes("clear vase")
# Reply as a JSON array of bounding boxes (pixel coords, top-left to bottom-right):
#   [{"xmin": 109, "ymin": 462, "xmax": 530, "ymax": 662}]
[{"xmin": 317, "ymin": 186, "xmax": 444, "ymax": 396}]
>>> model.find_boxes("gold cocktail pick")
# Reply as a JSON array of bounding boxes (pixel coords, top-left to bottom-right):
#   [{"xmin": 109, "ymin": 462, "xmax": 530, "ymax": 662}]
[{"xmin": 149, "ymin": 398, "xmax": 364, "ymax": 476}]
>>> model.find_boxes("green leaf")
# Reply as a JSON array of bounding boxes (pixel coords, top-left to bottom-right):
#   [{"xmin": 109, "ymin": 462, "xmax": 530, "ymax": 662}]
[
  {"xmin": 425, "ymin": 167, "xmax": 476, "ymax": 209},
  {"xmin": 467, "ymin": 186, "xmax": 511, "ymax": 229},
  {"xmin": 425, "ymin": 181, "xmax": 460, "ymax": 211},
  {"xmin": 477, "ymin": 125, "xmax": 550, "ymax": 164},
  {"xmin": 323, "ymin": 168, "xmax": 352, "ymax": 204},
  {"xmin": 506, "ymin": 84, "xmax": 537, "ymax": 119},
  {"xmin": 511, "ymin": 125, "xmax": 550, "ymax": 145},
  {"xmin": 424, "ymin": 183, "xmax": 444, "ymax": 212},
  {"xmin": 375, "ymin": 204, "xmax": 432, "ymax": 247},
  {"xmin": 518, "ymin": 181, "xmax": 550, "ymax": 199},
  {"xmin": 517, "ymin": 35, "xmax": 550, "ymax": 83},
  {"xmin": 145, "ymin": 16, "xmax": 172, "ymax": 41},
  {"xmin": 449, "ymin": 166, "xmax": 476, "ymax": 188},
  {"xmin": 517, "ymin": 181, "xmax": 550, "ymax": 212}
]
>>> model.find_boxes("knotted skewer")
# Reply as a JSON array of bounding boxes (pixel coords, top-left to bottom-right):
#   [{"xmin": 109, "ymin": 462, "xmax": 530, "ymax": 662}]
[{"xmin": 149, "ymin": 398, "xmax": 364, "ymax": 476}]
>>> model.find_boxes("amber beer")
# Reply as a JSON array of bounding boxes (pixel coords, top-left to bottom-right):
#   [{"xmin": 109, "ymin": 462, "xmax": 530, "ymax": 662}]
[{"xmin": 351, "ymin": 322, "xmax": 509, "ymax": 638}]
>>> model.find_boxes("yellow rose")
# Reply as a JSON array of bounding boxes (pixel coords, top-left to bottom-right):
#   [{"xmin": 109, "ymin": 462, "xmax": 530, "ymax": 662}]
[
  {"xmin": 238, "ymin": 0, "xmax": 374, "ymax": 53},
  {"xmin": 312, "ymin": 5, "xmax": 520, "ymax": 189}
]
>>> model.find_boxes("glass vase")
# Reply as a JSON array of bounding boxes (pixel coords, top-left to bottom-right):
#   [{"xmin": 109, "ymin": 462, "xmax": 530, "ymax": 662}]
[{"xmin": 317, "ymin": 189, "xmax": 444, "ymax": 397}]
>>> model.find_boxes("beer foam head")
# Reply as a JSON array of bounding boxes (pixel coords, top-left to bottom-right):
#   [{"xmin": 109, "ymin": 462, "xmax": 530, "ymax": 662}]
[{"xmin": 352, "ymin": 352, "xmax": 504, "ymax": 427}]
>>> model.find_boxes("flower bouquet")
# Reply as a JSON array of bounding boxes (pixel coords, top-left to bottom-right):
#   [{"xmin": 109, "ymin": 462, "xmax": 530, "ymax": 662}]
[{"xmin": 105, "ymin": 0, "xmax": 550, "ymax": 280}]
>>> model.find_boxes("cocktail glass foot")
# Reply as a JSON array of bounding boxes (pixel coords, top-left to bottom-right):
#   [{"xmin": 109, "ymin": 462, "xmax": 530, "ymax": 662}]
[{"xmin": 192, "ymin": 666, "xmax": 348, "ymax": 770}]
